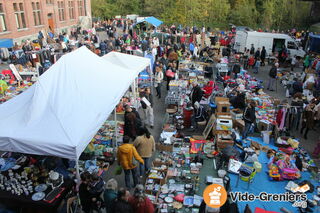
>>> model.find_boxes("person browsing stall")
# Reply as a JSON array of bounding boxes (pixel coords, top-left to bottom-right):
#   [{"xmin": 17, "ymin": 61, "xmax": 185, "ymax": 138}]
[
  {"xmin": 128, "ymin": 185, "xmax": 155, "ymax": 213},
  {"xmin": 140, "ymin": 88, "xmax": 154, "ymax": 129},
  {"xmin": 117, "ymin": 136, "xmax": 144, "ymax": 189},
  {"xmin": 154, "ymin": 65, "xmax": 164, "ymax": 98},
  {"xmin": 242, "ymin": 100, "xmax": 257, "ymax": 139},
  {"xmin": 133, "ymin": 127, "xmax": 156, "ymax": 178},
  {"xmin": 190, "ymin": 81, "xmax": 203, "ymax": 105},
  {"xmin": 110, "ymin": 188, "xmax": 133, "ymax": 213}
]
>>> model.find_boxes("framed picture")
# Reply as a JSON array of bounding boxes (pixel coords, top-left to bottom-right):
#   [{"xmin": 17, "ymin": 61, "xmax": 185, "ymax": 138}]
[{"xmin": 202, "ymin": 114, "xmax": 216, "ymax": 139}]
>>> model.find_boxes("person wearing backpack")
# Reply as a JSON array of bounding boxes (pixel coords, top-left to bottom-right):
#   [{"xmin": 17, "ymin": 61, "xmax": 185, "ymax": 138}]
[{"xmin": 267, "ymin": 63, "xmax": 279, "ymax": 91}]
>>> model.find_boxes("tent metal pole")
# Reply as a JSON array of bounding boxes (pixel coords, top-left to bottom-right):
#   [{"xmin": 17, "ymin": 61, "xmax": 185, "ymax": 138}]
[
  {"xmin": 114, "ymin": 108, "xmax": 118, "ymax": 148},
  {"xmin": 75, "ymin": 159, "xmax": 80, "ymax": 188},
  {"xmin": 133, "ymin": 79, "xmax": 137, "ymax": 109}
]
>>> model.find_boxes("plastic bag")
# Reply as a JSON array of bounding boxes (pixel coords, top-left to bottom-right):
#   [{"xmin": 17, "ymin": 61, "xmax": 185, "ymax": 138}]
[
  {"xmin": 285, "ymin": 88, "xmax": 290, "ymax": 98},
  {"xmin": 114, "ymin": 166, "xmax": 123, "ymax": 175}
]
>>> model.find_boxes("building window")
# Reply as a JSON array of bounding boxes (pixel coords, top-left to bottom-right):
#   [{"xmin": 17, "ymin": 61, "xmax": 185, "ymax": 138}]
[
  {"xmin": 32, "ymin": 2, "xmax": 42, "ymax": 26},
  {"xmin": 13, "ymin": 3, "xmax": 26, "ymax": 29},
  {"xmin": 78, "ymin": 0, "xmax": 83, "ymax": 16},
  {"xmin": 46, "ymin": 0, "xmax": 53, "ymax": 4},
  {"xmin": 0, "ymin": 3, "xmax": 7, "ymax": 32},
  {"xmin": 68, "ymin": 1, "xmax": 75, "ymax": 19},
  {"xmin": 58, "ymin": 1, "xmax": 65, "ymax": 21}
]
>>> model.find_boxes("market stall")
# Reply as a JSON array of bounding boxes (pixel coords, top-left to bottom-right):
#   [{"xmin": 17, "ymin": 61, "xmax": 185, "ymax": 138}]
[
  {"xmin": 146, "ymin": 54, "xmax": 320, "ymax": 212},
  {"xmin": 0, "ymin": 47, "xmax": 150, "ymax": 211}
]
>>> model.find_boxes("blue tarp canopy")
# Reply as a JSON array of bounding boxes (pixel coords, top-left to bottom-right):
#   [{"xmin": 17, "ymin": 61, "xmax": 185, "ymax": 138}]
[
  {"xmin": 309, "ymin": 33, "xmax": 320, "ymax": 54},
  {"xmin": 230, "ymin": 137, "xmax": 318, "ymax": 212},
  {"xmin": 135, "ymin": 16, "xmax": 163, "ymax": 27},
  {"xmin": 0, "ymin": 39, "xmax": 13, "ymax": 48}
]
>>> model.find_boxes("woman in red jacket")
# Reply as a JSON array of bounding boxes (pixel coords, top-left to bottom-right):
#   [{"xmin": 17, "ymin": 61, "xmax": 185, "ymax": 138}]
[
  {"xmin": 248, "ymin": 55, "xmax": 255, "ymax": 69},
  {"xmin": 203, "ymin": 81, "xmax": 214, "ymax": 98},
  {"xmin": 128, "ymin": 185, "xmax": 155, "ymax": 213}
]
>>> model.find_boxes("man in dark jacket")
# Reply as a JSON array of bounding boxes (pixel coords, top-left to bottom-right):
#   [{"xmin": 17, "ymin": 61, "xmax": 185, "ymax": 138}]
[
  {"xmin": 100, "ymin": 41, "xmax": 107, "ymax": 56},
  {"xmin": 261, "ymin": 46, "xmax": 266, "ymax": 66},
  {"xmin": 190, "ymin": 81, "xmax": 203, "ymax": 105},
  {"xmin": 250, "ymin": 44, "xmax": 255, "ymax": 55},
  {"xmin": 232, "ymin": 63, "xmax": 241, "ymax": 79},
  {"xmin": 267, "ymin": 63, "xmax": 279, "ymax": 91},
  {"xmin": 254, "ymin": 48, "xmax": 261, "ymax": 60},
  {"xmin": 242, "ymin": 100, "xmax": 256, "ymax": 139},
  {"xmin": 292, "ymin": 78, "xmax": 303, "ymax": 96}
]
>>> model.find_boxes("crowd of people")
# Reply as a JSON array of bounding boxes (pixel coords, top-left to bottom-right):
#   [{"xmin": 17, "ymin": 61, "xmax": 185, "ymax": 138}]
[
  {"xmin": 80, "ymin": 174, "xmax": 155, "ymax": 213},
  {"xmin": 1, "ymin": 17, "xmax": 320, "ymax": 213}
]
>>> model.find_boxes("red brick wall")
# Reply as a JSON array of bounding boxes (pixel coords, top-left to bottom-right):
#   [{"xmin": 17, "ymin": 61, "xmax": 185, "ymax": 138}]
[{"xmin": 0, "ymin": 0, "xmax": 91, "ymax": 43}]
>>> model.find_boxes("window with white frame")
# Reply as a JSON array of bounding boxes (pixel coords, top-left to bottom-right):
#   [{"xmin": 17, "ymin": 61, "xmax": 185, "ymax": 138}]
[
  {"xmin": 58, "ymin": 1, "xmax": 65, "ymax": 21},
  {"xmin": 13, "ymin": 3, "xmax": 26, "ymax": 29},
  {"xmin": 0, "ymin": 3, "xmax": 7, "ymax": 32},
  {"xmin": 68, "ymin": 1, "xmax": 75, "ymax": 19},
  {"xmin": 78, "ymin": 0, "xmax": 83, "ymax": 16},
  {"xmin": 32, "ymin": 2, "xmax": 42, "ymax": 26}
]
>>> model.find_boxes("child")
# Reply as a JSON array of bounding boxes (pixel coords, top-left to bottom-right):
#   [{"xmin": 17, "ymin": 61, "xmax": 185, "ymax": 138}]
[
  {"xmin": 248, "ymin": 55, "xmax": 255, "ymax": 69},
  {"xmin": 254, "ymin": 57, "xmax": 261, "ymax": 74}
]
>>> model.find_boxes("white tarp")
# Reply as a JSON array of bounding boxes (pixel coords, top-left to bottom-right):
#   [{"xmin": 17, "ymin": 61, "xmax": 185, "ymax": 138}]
[
  {"xmin": 102, "ymin": 51, "xmax": 150, "ymax": 70},
  {"xmin": 0, "ymin": 47, "xmax": 150, "ymax": 160}
]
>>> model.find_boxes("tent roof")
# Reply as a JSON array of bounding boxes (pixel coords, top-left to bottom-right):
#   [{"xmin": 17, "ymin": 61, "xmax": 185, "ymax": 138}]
[
  {"xmin": 135, "ymin": 16, "xmax": 163, "ymax": 27},
  {"xmin": 0, "ymin": 39, "xmax": 13, "ymax": 48},
  {"xmin": 102, "ymin": 51, "xmax": 150, "ymax": 71},
  {"xmin": 0, "ymin": 47, "xmax": 150, "ymax": 160}
]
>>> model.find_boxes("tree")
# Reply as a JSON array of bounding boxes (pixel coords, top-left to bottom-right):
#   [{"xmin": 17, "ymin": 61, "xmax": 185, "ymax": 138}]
[
  {"xmin": 91, "ymin": 0, "xmax": 116, "ymax": 19},
  {"xmin": 90, "ymin": 0, "xmax": 313, "ymax": 30},
  {"xmin": 229, "ymin": 0, "xmax": 258, "ymax": 27}
]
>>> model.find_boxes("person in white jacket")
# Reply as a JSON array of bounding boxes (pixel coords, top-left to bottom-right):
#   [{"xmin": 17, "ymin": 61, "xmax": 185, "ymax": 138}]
[
  {"xmin": 152, "ymin": 37, "xmax": 159, "ymax": 47},
  {"xmin": 154, "ymin": 64, "xmax": 164, "ymax": 98},
  {"xmin": 193, "ymin": 45, "xmax": 199, "ymax": 59}
]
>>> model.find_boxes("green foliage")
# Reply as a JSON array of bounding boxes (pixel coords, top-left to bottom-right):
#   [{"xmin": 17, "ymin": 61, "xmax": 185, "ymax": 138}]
[{"xmin": 91, "ymin": 0, "xmax": 312, "ymax": 29}]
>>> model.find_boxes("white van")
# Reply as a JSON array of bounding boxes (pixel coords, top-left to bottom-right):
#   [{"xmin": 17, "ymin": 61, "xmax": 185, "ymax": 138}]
[{"xmin": 235, "ymin": 31, "xmax": 306, "ymax": 58}]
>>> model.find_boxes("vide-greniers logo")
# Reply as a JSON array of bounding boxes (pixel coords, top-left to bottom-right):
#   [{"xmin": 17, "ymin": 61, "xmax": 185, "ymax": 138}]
[
  {"xmin": 229, "ymin": 191, "xmax": 307, "ymax": 208},
  {"xmin": 203, "ymin": 184, "xmax": 228, "ymax": 208}
]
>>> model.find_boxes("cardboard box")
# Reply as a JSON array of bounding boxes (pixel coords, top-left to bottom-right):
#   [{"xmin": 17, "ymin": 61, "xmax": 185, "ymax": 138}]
[
  {"xmin": 216, "ymin": 112, "xmax": 231, "ymax": 117},
  {"xmin": 215, "ymin": 97, "xmax": 229, "ymax": 103},
  {"xmin": 216, "ymin": 101, "xmax": 230, "ymax": 113},
  {"xmin": 216, "ymin": 116, "xmax": 233, "ymax": 131},
  {"xmin": 258, "ymin": 120, "xmax": 271, "ymax": 131},
  {"xmin": 230, "ymin": 109, "xmax": 243, "ymax": 120},
  {"xmin": 216, "ymin": 134, "xmax": 234, "ymax": 150},
  {"xmin": 156, "ymin": 143, "xmax": 173, "ymax": 152},
  {"xmin": 233, "ymin": 119, "xmax": 245, "ymax": 132}
]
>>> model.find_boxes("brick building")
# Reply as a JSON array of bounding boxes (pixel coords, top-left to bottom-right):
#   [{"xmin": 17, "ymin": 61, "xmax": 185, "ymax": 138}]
[{"xmin": 0, "ymin": 0, "xmax": 92, "ymax": 43}]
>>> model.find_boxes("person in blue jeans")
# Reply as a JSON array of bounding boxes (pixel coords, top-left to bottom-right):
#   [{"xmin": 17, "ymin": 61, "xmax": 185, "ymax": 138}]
[
  {"xmin": 254, "ymin": 57, "xmax": 261, "ymax": 74},
  {"xmin": 242, "ymin": 100, "xmax": 256, "ymax": 139},
  {"xmin": 133, "ymin": 127, "xmax": 155, "ymax": 178},
  {"xmin": 117, "ymin": 136, "xmax": 144, "ymax": 189}
]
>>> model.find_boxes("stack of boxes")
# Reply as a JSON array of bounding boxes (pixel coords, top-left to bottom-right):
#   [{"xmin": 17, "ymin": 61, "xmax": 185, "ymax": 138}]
[
  {"xmin": 231, "ymin": 108, "xmax": 245, "ymax": 133},
  {"xmin": 212, "ymin": 97, "xmax": 234, "ymax": 150}
]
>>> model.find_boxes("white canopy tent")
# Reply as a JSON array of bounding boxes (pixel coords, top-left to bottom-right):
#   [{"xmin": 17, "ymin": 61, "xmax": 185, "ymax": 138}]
[
  {"xmin": 102, "ymin": 52, "xmax": 151, "ymax": 109},
  {"xmin": 0, "ymin": 47, "xmax": 150, "ymax": 161}
]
